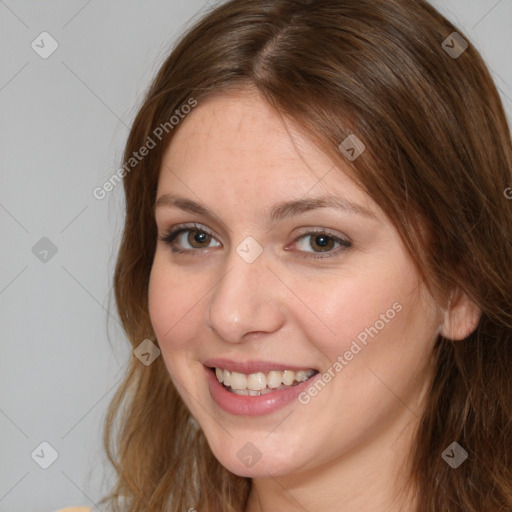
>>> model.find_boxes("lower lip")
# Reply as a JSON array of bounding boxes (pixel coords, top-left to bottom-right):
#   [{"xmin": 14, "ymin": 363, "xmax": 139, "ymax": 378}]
[{"xmin": 204, "ymin": 366, "xmax": 320, "ymax": 416}]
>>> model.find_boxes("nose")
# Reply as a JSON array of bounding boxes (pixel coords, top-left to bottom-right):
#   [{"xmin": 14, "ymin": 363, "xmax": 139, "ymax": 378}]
[{"xmin": 205, "ymin": 245, "xmax": 285, "ymax": 344}]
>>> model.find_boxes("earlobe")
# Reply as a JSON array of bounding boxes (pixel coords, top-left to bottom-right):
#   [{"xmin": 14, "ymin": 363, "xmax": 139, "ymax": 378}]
[{"xmin": 438, "ymin": 288, "xmax": 482, "ymax": 341}]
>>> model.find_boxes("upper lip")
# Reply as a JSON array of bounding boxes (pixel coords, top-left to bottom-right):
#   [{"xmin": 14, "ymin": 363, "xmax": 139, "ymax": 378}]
[{"xmin": 203, "ymin": 358, "xmax": 318, "ymax": 374}]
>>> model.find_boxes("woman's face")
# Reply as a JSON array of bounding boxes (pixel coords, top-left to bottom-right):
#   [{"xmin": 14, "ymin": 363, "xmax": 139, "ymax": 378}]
[{"xmin": 148, "ymin": 88, "xmax": 442, "ymax": 479}]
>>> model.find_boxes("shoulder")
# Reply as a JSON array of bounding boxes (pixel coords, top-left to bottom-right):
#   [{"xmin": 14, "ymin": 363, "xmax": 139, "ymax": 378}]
[{"xmin": 53, "ymin": 508, "xmax": 92, "ymax": 512}]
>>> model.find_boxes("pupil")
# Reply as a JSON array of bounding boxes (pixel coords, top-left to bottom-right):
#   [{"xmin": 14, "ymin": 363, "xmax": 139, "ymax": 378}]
[
  {"xmin": 188, "ymin": 230, "xmax": 209, "ymax": 248},
  {"xmin": 313, "ymin": 234, "xmax": 333, "ymax": 252}
]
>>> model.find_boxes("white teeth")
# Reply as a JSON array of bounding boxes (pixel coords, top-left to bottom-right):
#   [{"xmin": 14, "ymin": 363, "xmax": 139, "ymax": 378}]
[
  {"xmin": 295, "ymin": 370, "xmax": 308, "ymax": 382},
  {"xmin": 247, "ymin": 372, "xmax": 266, "ymax": 390},
  {"xmin": 229, "ymin": 371, "xmax": 247, "ymax": 390},
  {"xmin": 214, "ymin": 367, "xmax": 316, "ymax": 392},
  {"xmin": 267, "ymin": 370, "xmax": 282, "ymax": 388},
  {"xmin": 282, "ymin": 370, "xmax": 295, "ymax": 385},
  {"xmin": 226, "ymin": 384, "xmax": 306, "ymax": 396}
]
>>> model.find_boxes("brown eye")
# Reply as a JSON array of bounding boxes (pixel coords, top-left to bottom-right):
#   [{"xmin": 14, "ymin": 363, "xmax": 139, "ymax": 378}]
[
  {"xmin": 186, "ymin": 229, "xmax": 212, "ymax": 248},
  {"xmin": 158, "ymin": 224, "xmax": 221, "ymax": 253},
  {"xmin": 293, "ymin": 230, "xmax": 352, "ymax": 260},
  {"xmin": 309, "ymin": 234, "xmax": 336, "ymax": 252}
]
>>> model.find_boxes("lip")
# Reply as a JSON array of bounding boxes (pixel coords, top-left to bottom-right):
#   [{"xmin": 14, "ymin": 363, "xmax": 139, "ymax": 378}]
[
  {"xmin": 203, "ymin": 357, "xmax": 318, "ymax": 374},
  {"xmin": 204, "ymin": 365, "xmax": 320, "ymax": 416}
]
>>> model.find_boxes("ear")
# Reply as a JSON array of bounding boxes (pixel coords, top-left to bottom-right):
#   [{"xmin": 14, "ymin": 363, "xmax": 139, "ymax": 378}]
[{"xmin": 438, "ymin": 288, "xmax": 482, "ymax": 341}]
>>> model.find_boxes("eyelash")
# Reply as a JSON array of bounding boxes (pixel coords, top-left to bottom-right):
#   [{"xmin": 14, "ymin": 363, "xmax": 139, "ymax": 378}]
[{"xmin": 158, "ymin": 222, "xmax": 352, "ymax": 260}]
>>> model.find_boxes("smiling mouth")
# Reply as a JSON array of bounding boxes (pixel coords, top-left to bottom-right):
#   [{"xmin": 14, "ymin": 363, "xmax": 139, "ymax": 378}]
[{"xmin": 208, "ymin": 366, "xmax": 319, "ymax": 396}]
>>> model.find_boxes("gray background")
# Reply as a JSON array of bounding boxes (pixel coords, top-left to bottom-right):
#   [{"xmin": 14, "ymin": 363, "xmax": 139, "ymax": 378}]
[{"xmin": 0, "ymin": 1, "xmax": 510, "ymax": 511}]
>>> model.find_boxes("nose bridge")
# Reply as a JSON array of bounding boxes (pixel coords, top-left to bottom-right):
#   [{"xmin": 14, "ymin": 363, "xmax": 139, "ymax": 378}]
[{"xmin": 206, "ymin": 241, "xmax": 283, "ymax": 343}]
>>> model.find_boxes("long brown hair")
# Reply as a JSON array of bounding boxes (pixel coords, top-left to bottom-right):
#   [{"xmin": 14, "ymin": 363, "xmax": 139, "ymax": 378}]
[{"xmin": 98, "ymin": 0, "xmax": 512, "ymax": 510}]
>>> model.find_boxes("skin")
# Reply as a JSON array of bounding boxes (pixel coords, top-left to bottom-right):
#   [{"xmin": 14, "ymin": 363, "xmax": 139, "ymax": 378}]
[{"xmin": 148, "ymin": 87, "xmax": 480, "ymax": 511}]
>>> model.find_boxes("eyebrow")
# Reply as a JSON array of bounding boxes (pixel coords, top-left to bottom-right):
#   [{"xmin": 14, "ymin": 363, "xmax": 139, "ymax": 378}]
[{"xmin": 154, "ymin": 193, "xmax": 377, "ymax": 224}]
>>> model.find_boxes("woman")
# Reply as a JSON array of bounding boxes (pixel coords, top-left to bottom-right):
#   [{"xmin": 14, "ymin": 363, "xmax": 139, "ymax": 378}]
[{"xmin": 72, "ymin": 0, "xmax": 512, "ymax": 510}]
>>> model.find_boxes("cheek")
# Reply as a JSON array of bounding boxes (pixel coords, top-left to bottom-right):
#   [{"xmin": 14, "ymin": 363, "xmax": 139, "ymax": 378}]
[
  {"xmin": 305, "ymin": 274, "xmax": 437, "ymax": 414},
  {"xmin": 147, "ymin": 254, "xmax": 205, "ymax": 352},
  {"xmin": 289, "ymin": 266, "xmax": 414, "ymax": 363}
]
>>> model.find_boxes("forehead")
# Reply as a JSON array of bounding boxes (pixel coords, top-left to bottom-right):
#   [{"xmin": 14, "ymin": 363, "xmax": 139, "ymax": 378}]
[
  {"xmin": 157, "ymin": 89, "xmax": 380, "ymax": 219},
  {"xmin": 163, "ymin": 89, "xmax": 315, "ymax": 171}
]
